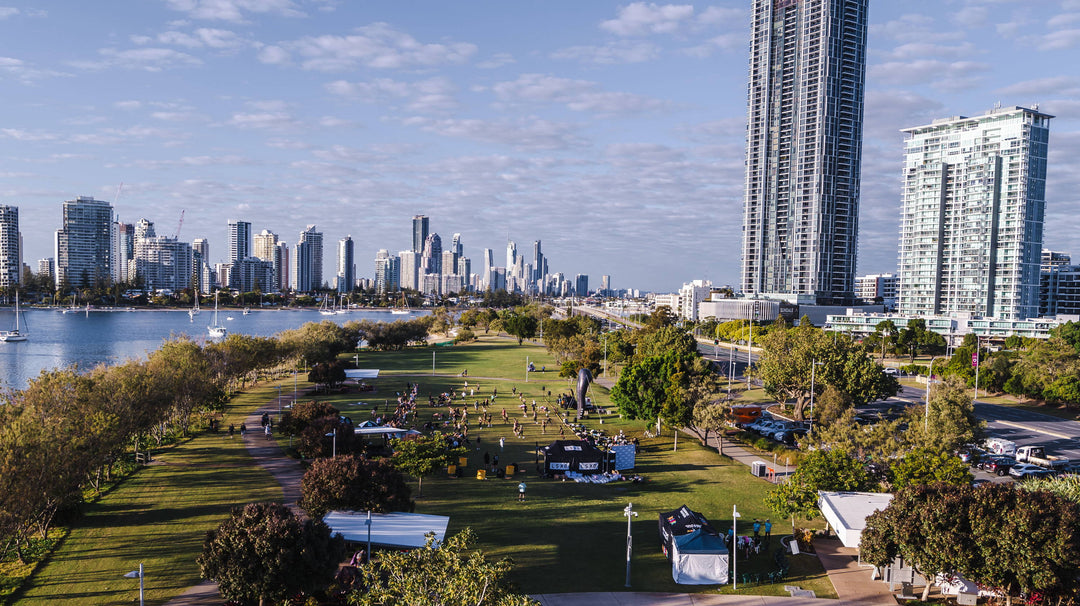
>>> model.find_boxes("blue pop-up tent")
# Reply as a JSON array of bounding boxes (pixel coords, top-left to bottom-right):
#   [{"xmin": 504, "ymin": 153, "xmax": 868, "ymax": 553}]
[{"xmin": 672, "ymin": 528, "xmax": 730, "ymax": 584}]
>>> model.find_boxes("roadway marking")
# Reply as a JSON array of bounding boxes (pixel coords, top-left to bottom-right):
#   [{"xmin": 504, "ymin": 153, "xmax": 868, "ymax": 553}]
[{"xmin": 995, "ymin": 420, "xmax": 1076, "ymax": 441}]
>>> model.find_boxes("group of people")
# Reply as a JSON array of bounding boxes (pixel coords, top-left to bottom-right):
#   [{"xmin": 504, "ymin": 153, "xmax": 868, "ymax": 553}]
[{"xmin": 727, "ymin": 518, "xmax": 773, "ymax": 559}]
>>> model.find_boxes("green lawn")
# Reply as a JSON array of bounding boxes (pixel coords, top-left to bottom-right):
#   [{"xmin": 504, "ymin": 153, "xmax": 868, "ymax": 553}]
[
  {"xmin": 14, "ymin": 387, "xmax": 284, "ymax": 605},
  {"xmin": 309, "ymin": 336, "xmax": 835, "ymax": 597}
]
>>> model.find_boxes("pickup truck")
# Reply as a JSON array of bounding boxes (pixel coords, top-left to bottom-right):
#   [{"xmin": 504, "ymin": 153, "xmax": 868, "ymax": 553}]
[{"xmin": 1014, "ymin": 445, "xmax": 1071, "ymax": 470}]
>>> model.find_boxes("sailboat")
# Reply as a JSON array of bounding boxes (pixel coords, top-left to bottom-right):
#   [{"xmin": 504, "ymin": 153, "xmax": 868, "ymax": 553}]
[
  {"xmin": 319, "ymin": 295, "xmax": 336, "ymax": 316},
  {"xmin": 189, "ymin": 289, "xmax": 200, "ymax": 320},
  {"xmin": 0, "ymin": 292, "xmax": 28, "ymax": 342},
  {"xmin": 391, "ymin": 292, "xmax": 410, "ymax": 314},
  {"xmin": 61, "ymin": 292, "xmax": 80, "ymax": 314},
  {"xmin": 207, "ymin": 291, "xmax": 227, "ymax": 338}
]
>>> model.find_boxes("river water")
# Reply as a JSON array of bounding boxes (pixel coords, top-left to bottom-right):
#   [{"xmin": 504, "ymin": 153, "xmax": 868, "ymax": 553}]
[{"xmin": 0, "ymin": 307, "xmax": 427, "ymax": 390}]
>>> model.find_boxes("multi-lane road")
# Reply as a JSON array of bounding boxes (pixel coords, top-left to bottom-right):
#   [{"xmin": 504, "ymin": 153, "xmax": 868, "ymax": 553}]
[{"xmin": 881, "ymin": 384, "xmax": 1080, "ymax": 464}]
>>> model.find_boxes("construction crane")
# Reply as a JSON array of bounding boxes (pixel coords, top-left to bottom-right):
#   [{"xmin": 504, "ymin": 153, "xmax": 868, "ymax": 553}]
[{"xmin": 174, "ymin": 209, "xmax": 185, "ymax": 239}]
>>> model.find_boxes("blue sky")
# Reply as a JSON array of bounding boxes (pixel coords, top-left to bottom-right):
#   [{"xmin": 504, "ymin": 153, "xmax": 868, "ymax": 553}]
[{"xmin": 3, "ymin": 0, "xmax": 1080, "ymax": 293}]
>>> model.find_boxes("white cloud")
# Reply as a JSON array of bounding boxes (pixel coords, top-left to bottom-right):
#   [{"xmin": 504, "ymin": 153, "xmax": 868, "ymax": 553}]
[
  {"xmin": 996, "ymin": 76, "xmax": 1080, "ymax": 97},
  {"xmin": 402, "ymin": 116, "xmax": 589, "ymax": 151},
  {"xmin": 70, "ymin": 47, "xmax": 202, "ymax": 71},
  {"xmin": 870, "ymin": 59, "xmax": 990, "ymax": 91},
  {"xmin": 263, "ymin": 22, "xmax": 476, "ymax": 71},
  {"xmin": 0, "ymin": 128, "xmax": 58, "ymax": 142},
  {"xmin": 883, "ymin": 41, "xmax": 979, "ymax": 61},
  {"xmin": 697, "ymin": 6, "xmax": 743, "ymax": 27},
  {"xmin": 682, "ymin": 33, "xmax": 743, "ymax": 58},
  {"xmin": 476, "ymin": 53, "xmax": 515, "ymax": 69},
  {"xmin": 0, "ymin": 7, "xmax": 18, "ymax": 19},
  {"xmin": 227, "ymin": 102, "xmax": 297, "ymax": 130},
  {"xmin": 150, "ymin": 27, "xmax": 248, "ymax": 49},
  {"xmin": 873, "ymin": 14, "xmax": 963, "ymax": 44},
  {"xmin": 491, "ymin": 73, "xmax": 666, "ymax": 115},
  {"xmin": 550, "ymin": 41, "xmax": 659, "ymax": 64},
  {"xmin": 600, "ymin": 3, "xmax": 695, "ymax": 36},
  {"xmin": 163, "ymin": 0, "xmax": 305, "ymax": 22},
  {"xmin": 326, "ymin": 76, "xmax": 458, "ymax": 113},
  {"xmin": 1035, "ymin": 28, "xmax": 1080, "ymax": 50}
]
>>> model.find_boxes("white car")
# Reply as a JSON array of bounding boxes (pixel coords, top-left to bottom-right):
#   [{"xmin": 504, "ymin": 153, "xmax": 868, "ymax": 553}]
[{"xmin": 1009, "ymin": 463, "xmax": 1053, "ymax": 480}]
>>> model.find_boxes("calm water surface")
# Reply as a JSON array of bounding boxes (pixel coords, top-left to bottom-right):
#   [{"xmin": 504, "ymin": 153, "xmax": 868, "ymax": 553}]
[{"xmin": 0, "ymin": 308, "xmax": 427, "ymax": 390}]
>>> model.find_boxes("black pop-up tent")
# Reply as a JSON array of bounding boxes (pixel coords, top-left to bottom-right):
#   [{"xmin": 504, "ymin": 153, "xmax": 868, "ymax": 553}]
[
  {"xmin": 542, "ymin": 440, "xmax": 606, "ymax": 475},
  {"xmin": 658, "ymin": 505, "xmax": 729, "ymax": 585}
]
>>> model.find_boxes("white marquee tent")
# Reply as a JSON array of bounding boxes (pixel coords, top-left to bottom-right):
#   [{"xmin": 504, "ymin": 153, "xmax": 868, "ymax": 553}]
[{"xmin": 323, "ymin": 511, "xmax": 449, "ymax": 549}]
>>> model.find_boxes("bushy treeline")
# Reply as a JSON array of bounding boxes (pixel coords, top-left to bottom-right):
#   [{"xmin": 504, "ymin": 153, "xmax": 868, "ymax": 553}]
[{"xmin": 0, "ymin": 318, "xmax": 432, "ymax": 563}]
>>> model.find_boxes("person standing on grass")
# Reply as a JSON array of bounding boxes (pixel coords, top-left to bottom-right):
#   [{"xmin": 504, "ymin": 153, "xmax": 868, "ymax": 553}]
[
  {"xmin": 764, "ymin": 519, "xmax": 772, "ymax": 539},
  {"xmin": 753, "ymin": 519, "xmax": 761, "ymax": 537},
  {"xmin": 518, "ymin": 481, "xmax": 526, "ymax": 502},
  {"xmin": 228, "ymin": 424, "xmax": 235, "ymax": 439}
]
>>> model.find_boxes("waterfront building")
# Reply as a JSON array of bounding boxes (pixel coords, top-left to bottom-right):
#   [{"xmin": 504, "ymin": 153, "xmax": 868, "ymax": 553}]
[
  {"xmin": 374, "ymin": 249, "xmax": 400, "ymax": 293},
  {"xmin": 412, "ymin": 215, "xmax": 429, "ymax": 254},
  {"xmin": 827, "ymin": 310, "xmax": 1062, "ymax": 342},
  {"xmin": 293, "ymin": 225, "xmax": 323, "ymax": 292},
  {"xmin": 253, "ymin": 230, "xmax": 283, "ymax": 291},
  {"xmin": 398, "ymin": 250, "xmax": 418, "ymax": 291},
  {"xmin": 228, "ymin": 219, "xmax": 251, "ymax": 264},
  {"xmin": 897, "ymin": 106, "xmax": 1053, "ymax": 320},
  {"xmin": 422, "ymin": 233, "xmax": 442, "ymax": 276},
  {"xmin": 134, "ymin": 234, "xmax": 194, "ymax": 292},
  {"xmin": 55, "ymin": 196, "xmax": 114, "ymax": 290},
  {"xmin": 38, "ymin": 258, "xmax": 54, "ymax": 280},
  {"xmin": 337, "ymin": 235, "xmax": 355, "ymax": 293},
  {"xmin": 276, "ymin": 242, "xmax": 289, "ymax": 292},
  {"xmin": 0, "ymin": 205, "xmax": 19, "ymax": 289},
  {"xmin": 192, "ymin": 238, "xmax": 209, "ymax": 261},
  {"xmin": 740, "ymin": 0, "xmax": 868, "ymax": 305},
  {"xmin": 230, "ymin": 257, "xmax": 274, "ymax": 293}
]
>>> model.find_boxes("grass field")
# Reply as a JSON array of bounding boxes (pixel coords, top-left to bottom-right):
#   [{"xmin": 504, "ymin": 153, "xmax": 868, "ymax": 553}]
[
  {"xmin": 13, "ymin": 386, "xmax": 288, "ymax": 605},
  {"xmin": 15, "ymin": 335, "xmax": 833, "ymax": 603},
  {"xmin": 308, "ymin": 335, "xmax": 835, "ymax": 598}
]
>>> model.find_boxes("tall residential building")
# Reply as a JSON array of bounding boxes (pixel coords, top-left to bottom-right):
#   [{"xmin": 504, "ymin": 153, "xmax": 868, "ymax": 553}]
[
  {"xmin": 398, "ymin": 250, "xmax": 419, "ymax": 290},
  {"xmin": 292, "ymin": 225, "xmax": 323, "ymax": 292},
  {"xmin": 897, "ymin": 106, "xmax": 1053, "ymax": 320},
  {"xmin": 276, "ymin": 242, "xmax": 290, "ymax": 292},
  {"xmin": 0, "ymin": 205, "xmax": 19, "ymax": 289},
  {"xmin": 412, "ymin": 215, "xmax": 429, "ymax": 254},
  {"xmin": 532, "ymin": 240, "xmax": 547, "ymax": 283},
  {"xmin": 116, "ymin": 222, "xmax": 135, "ymax": 283},
  {"xmin": 575, "ymin": 274, "xmax": 589, "ymax": 297},
  {"xmin": 506, "ymin": 240, "xmax": 517, "ymax": 280},
  {"xmin": 1041, "ymin": 265, "xmax": 1080, "ymax": 317},
  {"xmin": 740, "ymin": 0, "xmax": 869, "ymax": 304},
  {"xmin": 855, "ymin": 273, "xmax": 899, "ymax": 307},
  {"xmin": 134, "ymin": 235, "xmax": 193, "ymax": 292},
  {"xmin": 38, "ymin": 258, "xmax": 54, "ymax": 280},
  {"xmin": 482, "ymin": 248, "xmax": 494, "ymax": 289},
  {"xmin": 422, "ymin": 233, "xmax": 442, "ymax": 275},
  {"xmin": 253, "ymin": 230, "xmax": 282, "ymax": 291},
  {"xmin": 55, "ymin": 196, "xmax": 113, "ymax": 290},
  {"xmin": 192, "ymin": 238, "xmax": 209, "ymax": 260},
  {"xmin": 337, "ymin": 235, "xmax": 355, "ymax": 293},
  {"xmin": 228, "ymin": 219, "xmax": 252, "ymax": 263},
  {"xmin": 374, "ymin": 249, "xmax": 400, "ymax": 293}
]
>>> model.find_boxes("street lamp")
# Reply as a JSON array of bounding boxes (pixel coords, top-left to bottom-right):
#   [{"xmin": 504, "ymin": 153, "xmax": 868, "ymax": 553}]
[
  {"xmin": 732, "ymin": 505, "xmax": 741, "ymax": 590},
  {"xmin": 276, "ymin": 385, "xmax": 282, "ymax": 417},
  {"xmin": 973, "ymin": 335, "xmax": 983, "ymax": 400},
  {"xmin": 623, "ymin": 503, "xmax": 638, "ymax": 587},
  {"xmin": 123, "ymin": 563, "xmax": 144, "ymax": 606}
]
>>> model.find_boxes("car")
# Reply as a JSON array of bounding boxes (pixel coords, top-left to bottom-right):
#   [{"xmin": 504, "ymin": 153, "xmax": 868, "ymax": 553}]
[
  {"xmin": 1009, "ymin": 463, "xmax": 1054, "ymax": 480},
  {"xmin": 981, "ymin": 457, "xmax": 1017, "ymax": 476},
  {"xmin": 778, "ymin": 428, "xmax": 808, "ymax": 446},
  {"xmin": 958, "ymin": 448, "xmax": 985, "ymax": 465}
]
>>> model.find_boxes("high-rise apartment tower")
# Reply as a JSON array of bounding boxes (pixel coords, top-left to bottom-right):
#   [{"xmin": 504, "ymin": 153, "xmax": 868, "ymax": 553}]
[
  {"xmin": 897, "ymin": 106, "xmax": 1052, "ymax": 320},
  {"xmin": 740, "ymin": 0, "xmax": 869, "ymax": 304},
  {"xmin": 0, "ymin": 205, "xmax": 19, "ymax": 289},
  {"xmin": 412, "ymin": 215, "xmax": 429, "ymax": 254},
  {"xmin": 55, "ymin": 196, "xmax": 114, "ymax": 290}
]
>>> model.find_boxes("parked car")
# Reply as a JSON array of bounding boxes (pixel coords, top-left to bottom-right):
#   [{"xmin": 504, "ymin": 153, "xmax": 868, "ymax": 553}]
[
  {"xmin": 778, "ymin": 428, "xmax": 808, "ymax": 446},
  {"xmin": 958, "ymin": 448, "xmax": 985, "ymax": 465},
  {"xmin": 1009, "ymin": 463, "xmax": 1055, "ymax": 480},
  {"xmin": 981, "ymin": 456, "xmax": 1017, "ymax": 476}
]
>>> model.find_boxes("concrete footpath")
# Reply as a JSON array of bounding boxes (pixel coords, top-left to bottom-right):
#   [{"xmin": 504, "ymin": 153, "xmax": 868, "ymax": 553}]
[{"xmin": 534, "ymin": 593, "xmax": 884, "ymax": 606}]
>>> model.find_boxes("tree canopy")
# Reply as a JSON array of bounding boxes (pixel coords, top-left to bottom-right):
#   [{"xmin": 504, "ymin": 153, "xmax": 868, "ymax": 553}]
[
  {"xmin": 764, "ymin": 449, "xmax": 875, "ymax": 522},
  {"xmin": 299, "ymin": 455, "xmax": 413, "ymax": 519},
  {"xmin": 390, "ymin": 434, "xmax": 465, "ymax": 497}
]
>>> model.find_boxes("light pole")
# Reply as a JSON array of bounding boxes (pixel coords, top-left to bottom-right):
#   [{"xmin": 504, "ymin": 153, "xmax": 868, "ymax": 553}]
[
  {"xmin": 973, "ymin": 335, "xmax": 982, "ymax": 400},
  {"xmin": 732, "ymin": 505, "xmax": 741, "ymax": 589},
  {"xmin": 123, "ymin": 563, "xmax": 144, "ymax": 606},
  {"xmin": 526, "ymin": 355, "xmax": 530, "ymax": 383},
  {"xmin": 727, "ymin": 340, "xmax": 734, "ymax": 397},
  {"xmin": 432, "ymin": 350, "xmax": 436, "ymax": 376},
  {"xmin": 623, "ymin": 502, "xmax": 638, "ymax": 587},
  {"xmin": 276, "ymin": 385, "xmax": 282, "ymax": 416},
  {"xmin": 926, "ymin": 355, "xmax": 944, "ymax": 431}
]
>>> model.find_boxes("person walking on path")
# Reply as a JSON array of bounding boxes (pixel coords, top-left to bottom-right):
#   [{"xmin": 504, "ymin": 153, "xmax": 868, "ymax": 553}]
[
  {"xmin": 264, "ymin": 424, "xmax": 272, "ymax": 440},
  {"xmin": 228, "ymin": 424, "xmax": 235, "ymax": 439},
  {"xmin": 517, "ymin": 481, "xmax": 527, "ymax": 502},
  {"xmin": 240, "ymin": 423, "xmax": 247, "ymax": 437}
]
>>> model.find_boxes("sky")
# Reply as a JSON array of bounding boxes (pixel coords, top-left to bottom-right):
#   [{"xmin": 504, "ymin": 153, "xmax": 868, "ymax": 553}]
[{"xmin": 2, "ymin": 0, "xmax": 1080, "ymax": 293}]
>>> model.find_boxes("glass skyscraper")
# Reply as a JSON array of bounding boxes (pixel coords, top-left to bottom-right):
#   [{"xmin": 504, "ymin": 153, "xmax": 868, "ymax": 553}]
[
  {"xmin": 740, "ymin": 0, "xmax": 868, "ymax": 304},
  {"xmin": 897, "ymin": 106, "xmax": 1052, "ymax": 320},
  {"xmin": 55, "ymin": 196, "xmax": 114, "ymax": 290}
]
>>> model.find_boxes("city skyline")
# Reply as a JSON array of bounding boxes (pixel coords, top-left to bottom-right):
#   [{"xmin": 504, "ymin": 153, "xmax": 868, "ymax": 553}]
[{"xmin": 2, "ymin": 2, "xmax": 1080, "ymax": 291}]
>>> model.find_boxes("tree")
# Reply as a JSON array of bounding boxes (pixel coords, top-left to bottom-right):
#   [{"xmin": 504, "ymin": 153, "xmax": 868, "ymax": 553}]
[
  {"xmin": 907, "ymin": 376, "xmax": 984, "ymax": 453},
  {"xmin": 299, "ymin": 455, "xmax": 413, "ymax": 519},
  {"xmin": 896, "ymin": 319, "xmax": 946, "ymax": 363},
  {"xmin": 390, "ymin": 434, "xmax": 464, "ymax": 497},
  {"xmin": 889, "ymin": 447, "xmax": 973, "ymax": 490},
  {"xmin": 502, "ymin": 312, "xmax": 538, "ymax": 345},
  {"xmin": 350, "ymin": 528, "xmax": 537, "ymax": 606},
  {"xmin": 862, "ymin": 483, "xmax": 1080, "ymax": 603},
  {"xmin": 610, "ymin": 350, "xmax": 693, "ymax": 423},
  {"xmin": 764, "ymin": 449, "xmax": 874, "ymax": 523},
  {"xmin": 198, "ymin": 502, "xmax": 345, "ymax": 606},
  {"xmin": 309, "ymin": 359, "xmax": 348, "ymax": 389},
  {"xmin": 692, "ymin": 402, "xmax": 730, "ymax": 456}
]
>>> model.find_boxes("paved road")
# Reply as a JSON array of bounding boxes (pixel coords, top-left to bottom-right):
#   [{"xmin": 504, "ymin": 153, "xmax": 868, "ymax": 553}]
[{"xmin": 873, "ymin": 382, "xmax": 1080, "ymax": 463}]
